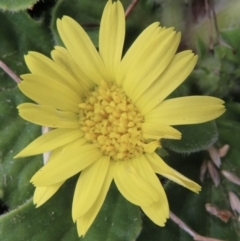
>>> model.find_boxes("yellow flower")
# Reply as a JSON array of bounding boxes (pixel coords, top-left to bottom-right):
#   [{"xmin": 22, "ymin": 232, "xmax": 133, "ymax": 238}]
[{"xmin": 15, "ymin": 0, "xmax": 225, "ymax": 237}]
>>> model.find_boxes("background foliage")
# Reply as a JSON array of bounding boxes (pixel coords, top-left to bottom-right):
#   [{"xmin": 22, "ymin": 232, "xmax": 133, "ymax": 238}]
[{"xmin": 0, "ymin": 0, "xmax": 240, "ymax": 240}]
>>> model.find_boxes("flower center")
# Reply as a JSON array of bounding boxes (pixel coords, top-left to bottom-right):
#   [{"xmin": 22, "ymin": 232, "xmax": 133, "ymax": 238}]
[{"xmin": 79, "ymin": 82, "xmax": 144, "ymax": 160}]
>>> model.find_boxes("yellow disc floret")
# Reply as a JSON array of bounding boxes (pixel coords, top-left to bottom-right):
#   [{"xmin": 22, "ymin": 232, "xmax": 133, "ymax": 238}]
[{"xmin": 79, "ymin": 82, "xmax": 144, "ymax": 160}]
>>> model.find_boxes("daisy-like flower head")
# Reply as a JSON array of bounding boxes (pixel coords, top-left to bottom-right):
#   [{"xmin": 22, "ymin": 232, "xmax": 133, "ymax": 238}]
[{"xmin": 15, "ymin": 0, "xmax": 225, "ymax": 237}]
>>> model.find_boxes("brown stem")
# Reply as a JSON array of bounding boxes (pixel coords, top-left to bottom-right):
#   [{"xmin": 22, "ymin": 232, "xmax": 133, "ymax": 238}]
[
  {"xmin": 170, "ymin": 211, "xmax": 225, "ymax": 241},
  {"xmin": 125, "ymin": 0, "xmax": 140, "ymax": 18},
  {"xmin": 209, "ymin": 0, "xmax": 219, "ymax": 44},
  {"xmin": 204, "ymin": 0, "xmax": 213, "ymax": 50},
  {"xmin": 0, "ymin": 60, "xmax": 21, "ymax": 84}
]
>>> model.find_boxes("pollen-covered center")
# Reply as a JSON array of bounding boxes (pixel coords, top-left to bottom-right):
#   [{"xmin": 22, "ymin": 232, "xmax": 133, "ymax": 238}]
[{"xmin": 79, "ymin": 82, "xmax": 144, "ymax": 160}]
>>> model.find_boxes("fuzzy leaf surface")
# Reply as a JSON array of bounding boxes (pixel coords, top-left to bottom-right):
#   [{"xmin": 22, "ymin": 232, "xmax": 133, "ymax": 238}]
[
  {"xmin": 0, "ymin": 0, "xmax": 38, "ymax": 11},
  {"xmin": 161, "ymin": 121, "xmax": 218, "ymax": 154}
]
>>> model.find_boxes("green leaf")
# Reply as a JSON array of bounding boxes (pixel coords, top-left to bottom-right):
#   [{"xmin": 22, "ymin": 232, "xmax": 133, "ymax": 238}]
[
  {"xmin": 0, "ymin": 177, "xmax": 79, "ymax": 241},
  {"xmin": 0, "ymin": 0, "xmax": 38, "ymax": 11},
  {"xmin": 83, "ymin": 182, "xmax": 142, "ymax": 241},
  {"xmin": 0, "ymin": 87, "xmax": 42, "ymax": 210},
  {"xmin": 161, "ymin": 121, "xmax": 218, "ymax": 154},
  {"xmin": 0, "ymin": 178, "xmax": 142, "ymax": 241},
  {"xmin": 0, "ymin": 10, "xmax": 53, "ymax": 209},
  {"xmin": 214, "ymin": 44, "xmax": 239, "ymax": 64},
  {"xmin": 0, "ymin": 11, "xmax": 53, "ymax": 87},
  {"xmin": 190, "ymin": 41, "xmax": 239, "ymax": 98},
  {"xmin": 220, "ymin": 29, "xmax": 240, "ymax": 53},
  {"xmin": 196, "ymin": 38, "xmax": 208, "ymax": 58},
  {"xmin": 218, "ymin": 102, "xmax": 240, "ymax": 122}
]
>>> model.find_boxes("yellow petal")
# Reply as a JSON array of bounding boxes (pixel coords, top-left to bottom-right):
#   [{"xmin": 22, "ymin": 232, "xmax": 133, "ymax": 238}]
[
  {"xmin": 131, "ymin": 155, "xmax": 169, "ymax": 219},
  {"xmin": 143, "ymin": 140, "xmax": 161, "ymax": 153},
  {"xmin": 41, "ymin": 137, "xmax": 85, "ymax": 162},
  {"xmin": 141, "ymin": 200, "xmax": 169, "ymax": 226},
  {"xmin": 147, "ymin": 153, "xmax": 201, "ymax": 193},
  {"xmin": 129, "ymin": 32, "xmax": 181, "ymax": 103},
  {"xmin": 33, "ymin": 182, "xmax": 64, "ymax": 207},
  {"xmin": 57, "ymin": 16, "xmax": 108, "ymax": 85},
  {"xmin": 76, "ymin": 162, "xmax": 114, "ymax": 237},
  {"xmin": 145, "ymin": 96, "xmax": 225, "ymax": 125},
  {"xmin": 72, "ymin": 156, "xmax": 110, "ymax": 221},
  {"xmin": 51, "ymin": 46, "xmax": 94, "ymax": 92},
  {"xmin": 99, "ymin": 0, "xmax": 125, "ymax": 81},
  {"xmin": 52, "ymin": 137, "xmax": 87, "ymax": 156},
  {"xmin": 136, "ymin": 52, "xmax": 197, "ymax": 114},
  {"xmin": 24, "ymin": 52, "xmax": 81, "ymax": 94},
  {"xmin": 17, "ymin": 103, "xmax": 79, "ymax": 128},
  {"xmin": 121, "ymin": 28, "xmax": 180, "ymax": 101},
  {"xmin": 19, "ymin": 74, "xmax": 81, "ymax": 113},
  {"xmin": 114, "ymin": 160, "xmax": 159, "ymax": 206},
  {"xmin": 142, "ymin": 123, "xmax": 181, "ymax": 140},
  {"xmin": 116, "ymin": 22, "xmax": 160, "ymax": 86},
  {"xmin": 31, "ymin": 143, "xmax": 102, "ymax": 186},
  {"xmin": 15, "ymin": 128, "xmax": 84, "ymax": 158}
]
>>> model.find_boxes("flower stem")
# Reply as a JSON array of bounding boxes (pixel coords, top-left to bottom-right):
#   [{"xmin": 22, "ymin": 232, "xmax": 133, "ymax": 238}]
[
  {"xmin": 204, "ymin": 0, "xmax": 214, "ymax": 50},
  {"xmin": 170, "ymin": 211, "xmax": 225, "ymax": 241},
  {"xmin": 0, "ymin": 60, "xmax": 21, "ymax": 84},
  {"xmin": 125, "ymin": 0, "xmax": 140, "ymax": 18}
]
